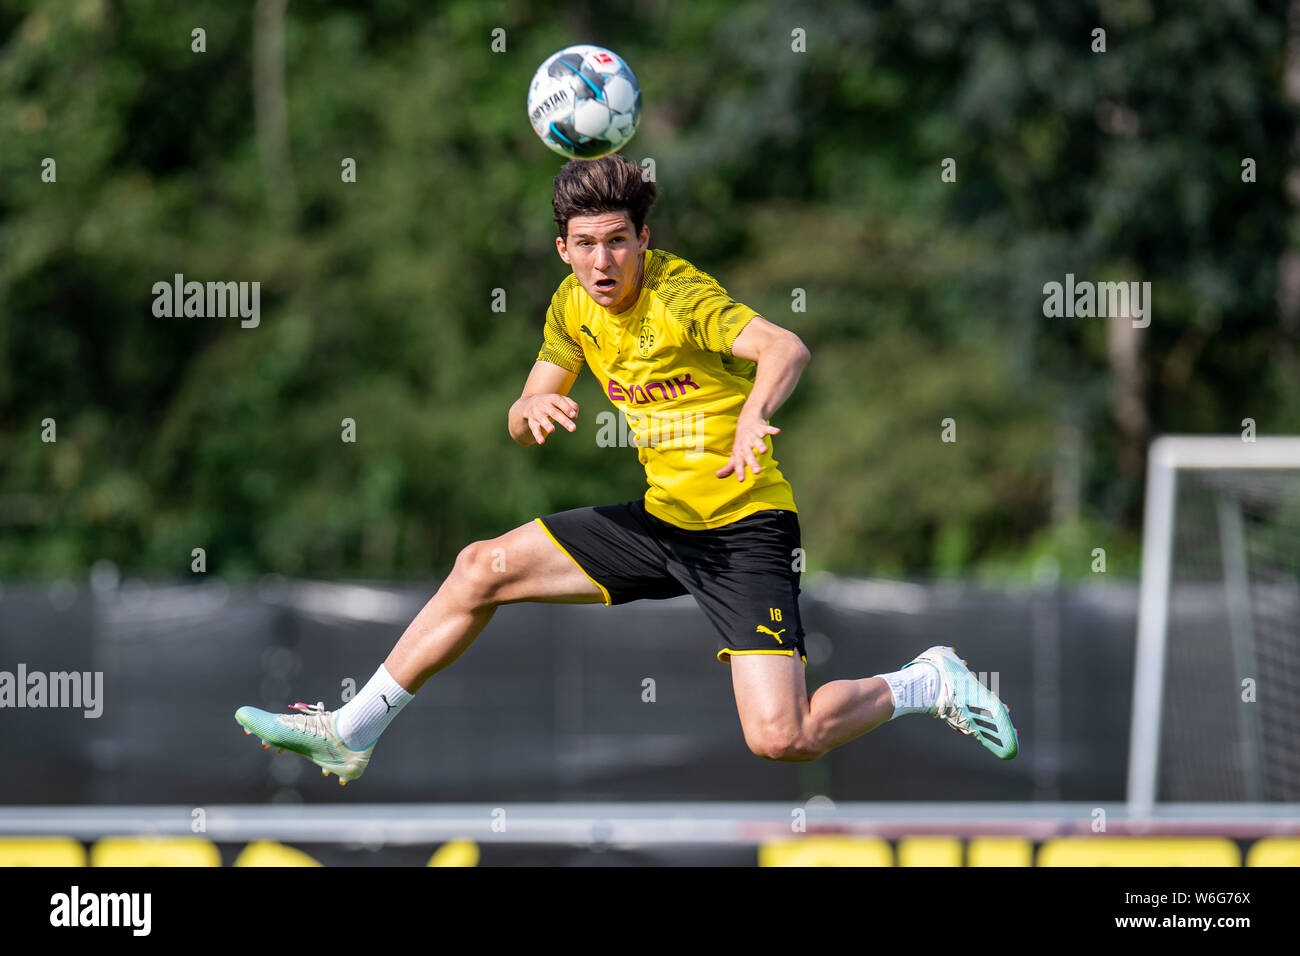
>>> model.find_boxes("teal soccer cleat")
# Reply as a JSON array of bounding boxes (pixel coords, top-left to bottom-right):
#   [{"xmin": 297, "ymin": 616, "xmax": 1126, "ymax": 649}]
[
  {"xmin": 235, "ymin": 701, "xmax": 375, "ymax": 784},
  {"xmin": 904, "ymin": 646, "xmax": 1019, "ymax": 760}
]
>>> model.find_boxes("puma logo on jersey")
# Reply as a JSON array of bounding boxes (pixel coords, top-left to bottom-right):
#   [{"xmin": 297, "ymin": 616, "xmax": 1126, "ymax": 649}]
[
  {"xmin": 580, "ymin": 324, "xmax": 598, "ymax": 345},
  {"xmin": 755, "ymin": 624, "xmax": 786, "ymax": 645}
]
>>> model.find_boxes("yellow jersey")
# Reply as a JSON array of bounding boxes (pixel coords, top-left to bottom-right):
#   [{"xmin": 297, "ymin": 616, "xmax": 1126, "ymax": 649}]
[{"xmin": 536, "ymin": 248, "xmax": 798, "ymax": 530}]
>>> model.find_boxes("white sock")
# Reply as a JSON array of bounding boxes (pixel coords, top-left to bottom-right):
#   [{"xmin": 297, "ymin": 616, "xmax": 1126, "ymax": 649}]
[
  {"xmin": 880, "ymin": 662, "xmax": 940, "ymax": 719},
  {"xmin": 336, "ymin": 665, "xmax": 413, "ymax": 750}
]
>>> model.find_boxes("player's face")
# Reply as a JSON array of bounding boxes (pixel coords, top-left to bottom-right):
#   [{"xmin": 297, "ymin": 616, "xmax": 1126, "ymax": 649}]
[{"xmin": 557, "ymin": 212, "xmax": 650, "ymax": 315}]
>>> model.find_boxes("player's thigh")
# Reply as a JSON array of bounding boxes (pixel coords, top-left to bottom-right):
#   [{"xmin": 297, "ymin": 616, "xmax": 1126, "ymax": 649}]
[
  {"xmin": 730, "ymin": 653, "xmax": 811, "ymax": 754},
  {"xmin": 463, "ymin": 519, "xmax": 605, "ymax": 604}
]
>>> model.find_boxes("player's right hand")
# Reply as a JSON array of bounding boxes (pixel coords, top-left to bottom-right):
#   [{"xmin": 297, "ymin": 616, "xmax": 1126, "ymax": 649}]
[{"xmin": 521, "ymin": 393, "xmax": 579, "ymax": 445}]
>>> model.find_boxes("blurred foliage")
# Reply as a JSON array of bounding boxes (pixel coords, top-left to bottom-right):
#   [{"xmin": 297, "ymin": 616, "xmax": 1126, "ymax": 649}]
[{"xmin": 0, "ymin": 0, "xmax": 1295, "ymax": 581}]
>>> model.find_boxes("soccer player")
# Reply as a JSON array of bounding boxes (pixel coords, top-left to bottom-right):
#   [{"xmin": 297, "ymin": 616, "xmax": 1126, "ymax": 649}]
[{"xmin": 235, "ymin": 156, "xmax": 1018, "ymax": 783}]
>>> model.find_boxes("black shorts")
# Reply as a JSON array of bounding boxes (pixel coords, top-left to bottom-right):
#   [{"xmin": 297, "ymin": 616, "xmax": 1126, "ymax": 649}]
[{"xmin": 536, "ymin": 499, "xmax": 805, "ymax": 663}]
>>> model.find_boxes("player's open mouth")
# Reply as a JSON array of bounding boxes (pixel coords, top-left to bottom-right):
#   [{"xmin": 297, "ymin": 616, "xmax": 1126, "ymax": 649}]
[{"xmin": 595, "ymin": 278, "xmax": 616, "ymax": 292}]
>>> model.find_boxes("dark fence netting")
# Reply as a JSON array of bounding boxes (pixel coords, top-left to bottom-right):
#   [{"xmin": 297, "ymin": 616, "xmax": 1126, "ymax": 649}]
[{"xmin": 0, "ymin": 576, "xmax": 1137, "ymax": 805}]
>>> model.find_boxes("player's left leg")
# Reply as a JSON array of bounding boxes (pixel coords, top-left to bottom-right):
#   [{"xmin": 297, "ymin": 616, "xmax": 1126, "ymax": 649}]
[
  {"xmin": 730, "ymin": 647, "xmax": 1019, "ymax": 762},
  {"xmin": 728, "ymin": 653, "xmax": 895, "ymax": 761},
  {"xmin": 666, "ymin": 504, "xmax": 1019, "ymax": 761},
  {"xmin": 662, "ymin": 505, "xmax": 913, "ymax": 760}
]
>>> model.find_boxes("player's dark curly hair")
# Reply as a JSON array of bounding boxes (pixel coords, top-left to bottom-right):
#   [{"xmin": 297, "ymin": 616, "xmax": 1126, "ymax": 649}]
[{"xmin": 552, "ymin": 155, "xmax": 658, "ymax": 239}]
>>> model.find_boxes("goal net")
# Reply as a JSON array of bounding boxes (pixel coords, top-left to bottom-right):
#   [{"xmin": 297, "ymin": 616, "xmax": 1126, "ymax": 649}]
[{"xmin": 1128, "ymin": 436, "xmax": 1300, "ymax": 810}]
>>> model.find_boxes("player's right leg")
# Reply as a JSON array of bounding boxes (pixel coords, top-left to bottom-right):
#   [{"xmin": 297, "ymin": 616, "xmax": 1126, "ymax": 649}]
[
  {"xmin": 384, "ymin": 517, "xmax": 606, "ymax": 692},
  {"xmin": 234, "ymin": 519, "xmax": 604, "ymax": 782}
]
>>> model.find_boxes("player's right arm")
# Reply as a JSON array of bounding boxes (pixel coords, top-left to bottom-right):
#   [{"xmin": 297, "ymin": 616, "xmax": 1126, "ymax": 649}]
[
  {"xmin": 512, "ymin": 276, "xmax": 585, "ymax": 446},
  {"xmin": 508, "ymin": 361, "xmax": 580, "ymax": 446}
]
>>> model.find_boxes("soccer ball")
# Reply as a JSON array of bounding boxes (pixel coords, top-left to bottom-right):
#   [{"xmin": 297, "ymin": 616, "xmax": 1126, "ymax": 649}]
[{"xmin": 527, "ymin": 45, "xmax": 641, "ymax": 160}]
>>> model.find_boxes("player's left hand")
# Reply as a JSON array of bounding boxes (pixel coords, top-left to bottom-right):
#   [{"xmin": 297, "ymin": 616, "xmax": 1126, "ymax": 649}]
[{"xmin": 717, "ymin": 412, "xmax": 779, "ymax": 482}]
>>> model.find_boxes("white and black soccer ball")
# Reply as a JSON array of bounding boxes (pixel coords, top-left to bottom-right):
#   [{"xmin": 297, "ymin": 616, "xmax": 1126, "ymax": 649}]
[{"xmin": 527, "ymin": 44, "xmax": 641, "ymax": 160}]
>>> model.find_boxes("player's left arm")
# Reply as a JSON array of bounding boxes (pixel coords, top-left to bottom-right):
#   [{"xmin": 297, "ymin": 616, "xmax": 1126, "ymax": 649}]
[{"xmin": 717, "ymin": 315, "xmax": 811, "ymax": 482}]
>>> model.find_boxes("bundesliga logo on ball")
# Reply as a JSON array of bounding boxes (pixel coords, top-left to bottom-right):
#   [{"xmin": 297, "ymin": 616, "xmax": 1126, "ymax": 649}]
[{"xmin": 527, "ymin": 44, "xmax": 641, "ymax": 160}]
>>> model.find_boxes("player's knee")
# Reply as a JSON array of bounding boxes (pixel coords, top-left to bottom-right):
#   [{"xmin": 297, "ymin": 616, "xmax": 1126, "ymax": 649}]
[
  {"xmin": 450, "ymin": 540, "xmax": 507, "ymax": 608},
  {"xmin": 746, "ymin": 727, "xmax": 822, "ymax": 763}
]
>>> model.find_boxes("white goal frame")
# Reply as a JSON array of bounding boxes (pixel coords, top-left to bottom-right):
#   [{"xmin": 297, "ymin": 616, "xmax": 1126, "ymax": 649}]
[{"xmin": 1127, "ymin": 435, "xmax": 1300, "ymax": 814}]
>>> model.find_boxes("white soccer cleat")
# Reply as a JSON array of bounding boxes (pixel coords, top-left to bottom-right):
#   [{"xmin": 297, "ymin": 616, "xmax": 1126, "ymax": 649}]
[
  {"xmin": 904, "ymin": 646, "xmax": 1019, "ymax": 760},
  {"xmin": 235, "ymin": 701, "xmax": 375, "ymax": 783}
]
